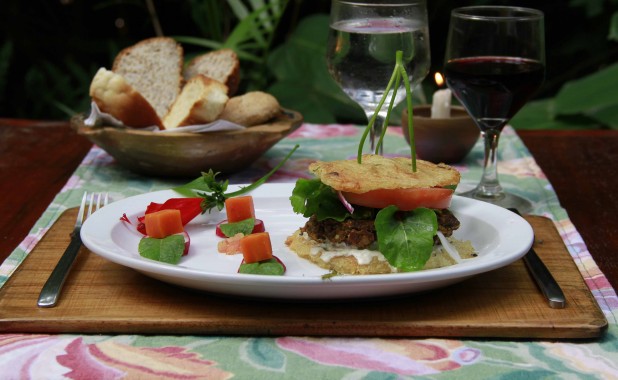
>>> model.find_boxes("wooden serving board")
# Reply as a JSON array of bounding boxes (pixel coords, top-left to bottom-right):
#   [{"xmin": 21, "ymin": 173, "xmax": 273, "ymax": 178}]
[{"xmin": 0, "ymin": 209, "xmax": 607, "ymax": 339}]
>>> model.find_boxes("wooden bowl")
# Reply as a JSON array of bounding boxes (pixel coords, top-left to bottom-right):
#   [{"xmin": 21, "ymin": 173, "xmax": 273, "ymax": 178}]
[
  {"xmin": 71, "ymin": 109, "xmax": 303, "ymax": 178},
  {"xmin": 402, "ymin": 105, "xmax": 479, "ymax": 164}
]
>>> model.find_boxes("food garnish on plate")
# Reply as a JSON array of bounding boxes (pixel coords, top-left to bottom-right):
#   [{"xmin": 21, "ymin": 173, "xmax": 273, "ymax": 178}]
[{"xmin": 121, "ymin": 146, "xmax": 299, "ymax": 275}]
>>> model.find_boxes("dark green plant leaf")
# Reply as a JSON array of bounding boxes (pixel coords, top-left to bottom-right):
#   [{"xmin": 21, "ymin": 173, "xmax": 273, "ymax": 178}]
[
  {"xmin": 568, "ymin": 0, "xmax": 605, "ymax": 17},
  {"xmin": 590, "ymin": 103, "xmax": 618, "ymax": 129},
  {"xmin": 266, "ymin": 14, "xmax": 365, "ymax": 124},
  {"xmin": 609, "ymin": 12, "xmax": 618, "ymax": 41},
  {"xmin": 512, "ymin": 99, "xmax": 607, "ymax": 130},
  {"xmin": 0, "ymin": 41, "xmax": 13, "ymax": 105},
  {"xmin": 554, "ymin": 63, "xmax": 618, "ymax": 128}
]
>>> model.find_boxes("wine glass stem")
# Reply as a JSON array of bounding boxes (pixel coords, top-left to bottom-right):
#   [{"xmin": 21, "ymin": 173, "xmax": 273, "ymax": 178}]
[
  {"xmin": 366, "ymin": 111, "xmax": 385, "ymax": 155},
  {"xmin": 476, "ymin": 128, "xmax": 504, "ymax": 198}
]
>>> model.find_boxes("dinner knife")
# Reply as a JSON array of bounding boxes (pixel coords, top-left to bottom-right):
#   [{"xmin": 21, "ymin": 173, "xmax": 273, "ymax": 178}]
[{"xmin": 509, "ymin": 208, "xmax": 566, "ymax": 309}]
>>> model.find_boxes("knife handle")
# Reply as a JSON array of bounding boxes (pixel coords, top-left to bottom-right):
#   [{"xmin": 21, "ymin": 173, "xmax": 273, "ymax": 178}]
[
  {"xmin": 509, "ymin": 208, "xmax": 566, "ymax": 309},
  {"xmin": 522, "ymin": 247, "xmax": 566, "ymax": 308}
]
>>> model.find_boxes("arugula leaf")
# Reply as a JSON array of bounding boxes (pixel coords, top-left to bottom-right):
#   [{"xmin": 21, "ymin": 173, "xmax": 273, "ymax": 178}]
[
  {"xmin": 219, "ymin": 218, "xmax": 255, "ymax": 237},
  {"xmin": 375, "ymin": 206, "xmax": 437, "ymax": 272},
  {"xmin": 290, "ymin": 178, "xmax": 350, "ymax": 221},
  {"xmin": 138, "ymin": 235, "xmax": 185, "ymax": 265},
  {"xmin": 238, "ymin": 258, "xmax": 285, "ymax": 276},
  {"xmin": 290, "ymin": 178, "xmax": 376, "ymax": 221}
]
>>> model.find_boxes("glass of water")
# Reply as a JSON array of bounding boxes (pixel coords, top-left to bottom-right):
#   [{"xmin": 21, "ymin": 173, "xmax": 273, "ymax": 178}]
[{"xmin": 326, "ymin": 0, "xmax": 431, "ymax": 154}]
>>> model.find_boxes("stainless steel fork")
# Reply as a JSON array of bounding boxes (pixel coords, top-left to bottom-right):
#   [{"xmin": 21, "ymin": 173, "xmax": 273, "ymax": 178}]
[{"xmin": 37, "ymin": 192, "xmax": 108, "ymax": 307}]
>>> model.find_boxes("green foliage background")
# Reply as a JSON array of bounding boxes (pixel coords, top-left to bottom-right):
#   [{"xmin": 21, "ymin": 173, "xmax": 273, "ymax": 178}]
[{"xmin": 1, "ymin": 0, "xmax": 617, "ymax": 130}]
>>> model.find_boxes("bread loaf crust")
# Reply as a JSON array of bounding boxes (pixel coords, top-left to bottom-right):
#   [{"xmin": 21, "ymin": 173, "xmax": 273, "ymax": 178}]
[
  {"xmin": 89, "ymin": 68, "xmax": 163, "ymax": 129},
  {"xmin": 184, "ymin": 49, "xmax": 241, "ymax": 96}
]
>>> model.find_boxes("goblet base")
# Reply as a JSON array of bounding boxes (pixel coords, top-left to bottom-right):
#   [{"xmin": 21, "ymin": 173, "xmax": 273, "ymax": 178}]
[{"xmin": 459, "ymin": 188, "xmax": 533, "ymax": 214}]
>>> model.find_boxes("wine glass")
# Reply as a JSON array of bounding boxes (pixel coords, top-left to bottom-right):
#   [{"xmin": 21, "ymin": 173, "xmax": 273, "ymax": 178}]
[
  {"xmin": 443, "ymin": 6, "xmax": 545, "ymax": 211},
  {"xmin": 326, "ymin": 0, "xmax": 431, "ymax": 154}
]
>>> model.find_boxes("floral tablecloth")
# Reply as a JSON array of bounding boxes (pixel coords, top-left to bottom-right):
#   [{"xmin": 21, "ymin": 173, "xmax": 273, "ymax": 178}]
[{"xmin": 1, "ymin": 123, "xmax": 617, "ymax": 379}]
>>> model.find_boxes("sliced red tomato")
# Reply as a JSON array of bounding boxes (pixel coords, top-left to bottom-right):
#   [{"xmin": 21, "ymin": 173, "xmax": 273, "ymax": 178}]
[{"xmin": 341, "ymin": 187, "xmax": 454, "ymax": 211}]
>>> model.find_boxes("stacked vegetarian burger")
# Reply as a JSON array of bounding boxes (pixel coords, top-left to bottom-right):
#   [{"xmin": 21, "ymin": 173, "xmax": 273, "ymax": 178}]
[{"xmin": 286, "ymin": 154, "xmax": 475, "ymax": 274}]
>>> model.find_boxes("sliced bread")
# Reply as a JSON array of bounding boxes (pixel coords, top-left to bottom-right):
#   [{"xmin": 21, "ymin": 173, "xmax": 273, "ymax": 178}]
[
  {"xmin": 183, "ymin": 49, "xmax": 240, "ymax": 96},
  {"xmin": 113, "ymin": 37, "xmax": 183, "ymax": 118},
  {"xmin": 162, "ymin": 75, "xmax": 229, "ymax": 129},
  {"xmin": 89, "ymin": 67, "xmax": 163, "ymax": 129}
]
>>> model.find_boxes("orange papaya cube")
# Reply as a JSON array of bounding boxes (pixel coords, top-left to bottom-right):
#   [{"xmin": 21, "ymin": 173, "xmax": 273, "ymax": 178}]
[
  {"xmin": 225, "ymin": 195, "xmax": 256, "ymax": 223},
  {"xmin": 239, "ymin": 232, "xmax": 273, "ymax": 263},
  {"xmin": 144, "ymin": 209, "xmax": 184, "ymax": 238}
]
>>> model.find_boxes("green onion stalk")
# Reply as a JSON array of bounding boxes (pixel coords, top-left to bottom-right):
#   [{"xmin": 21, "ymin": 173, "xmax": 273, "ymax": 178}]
[{"xmin": 357, "ymin": 50, "xmax": 417, "ymax": 172}]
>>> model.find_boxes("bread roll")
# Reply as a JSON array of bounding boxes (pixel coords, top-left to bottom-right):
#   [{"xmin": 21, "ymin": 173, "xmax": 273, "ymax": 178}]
[{"xmin": 219, "ymin": 91, "xmax": 281, "ymax": 127}]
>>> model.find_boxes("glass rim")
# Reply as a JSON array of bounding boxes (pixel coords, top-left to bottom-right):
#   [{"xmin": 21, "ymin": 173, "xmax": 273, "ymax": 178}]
[
  {"xmin": 333, "ymin": 0, "xmax": 425, "ymax": 6},
  {"xmin": 452, "ymin": 6, "xmax": 543, "ymax": 21}
]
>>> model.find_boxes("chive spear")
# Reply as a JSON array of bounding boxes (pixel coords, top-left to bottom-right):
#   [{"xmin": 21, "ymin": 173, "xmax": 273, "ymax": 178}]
[{"xmin": 357, "ymin": 50, "xmax": 417, "ymax": 172}]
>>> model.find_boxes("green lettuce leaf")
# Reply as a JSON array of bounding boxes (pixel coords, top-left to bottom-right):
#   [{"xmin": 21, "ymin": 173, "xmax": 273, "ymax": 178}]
[
  {"xmin": 238, "ymin": 258, "xmax": 285, "ymax": 276},
  {"xmin": 375, "ymin": 206, "xmax": 437, "ymax": 271},
  {"xmin": 220, "ymin": 218, "xmax": 255, "ymax": 237},
  {"xmin": 138, "ymin": 235, "xmax": 185, "ymax": 264},
  {"xmin": 290, "ymin": 178, "xmax": 350, "ymax": 221}
]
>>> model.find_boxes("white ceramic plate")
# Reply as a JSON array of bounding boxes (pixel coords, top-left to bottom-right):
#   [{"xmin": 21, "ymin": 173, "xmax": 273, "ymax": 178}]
[{"xmin": 81, "ymin": 184, "xmax": 533, "ymax": 300}]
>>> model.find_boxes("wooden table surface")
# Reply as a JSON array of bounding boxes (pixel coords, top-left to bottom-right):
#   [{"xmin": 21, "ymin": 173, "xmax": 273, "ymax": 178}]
[{"xmin": 1, "ymin": 119, "xmax": 617, "ymax": 291}]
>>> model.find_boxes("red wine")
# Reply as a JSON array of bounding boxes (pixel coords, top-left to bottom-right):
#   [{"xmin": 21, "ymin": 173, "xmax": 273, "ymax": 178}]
[{"xmin": 444, "ymin": 57, "xmax": 544, "ymax": 130}]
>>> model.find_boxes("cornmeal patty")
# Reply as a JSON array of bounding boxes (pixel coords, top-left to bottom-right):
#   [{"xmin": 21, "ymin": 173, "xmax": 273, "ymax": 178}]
[{"xmin": 309, "ymin": 155, "xmax": 461, "ymax": 193}]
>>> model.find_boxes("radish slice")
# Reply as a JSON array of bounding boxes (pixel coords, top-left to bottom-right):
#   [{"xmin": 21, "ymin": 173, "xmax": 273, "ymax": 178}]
[
  {"xmin": 337, "ymin": 191, "xmax": 355, "ymax": 214},
  {"xmin": 216, "ymin": 219, "xmax": 265, "ymax": 238},
  {"xmin": 181, "ymin": 231, "xmax": 190, "ymax": 256}
]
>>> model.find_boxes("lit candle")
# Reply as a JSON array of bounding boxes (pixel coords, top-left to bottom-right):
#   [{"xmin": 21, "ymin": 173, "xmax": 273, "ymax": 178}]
[{"xmin": 431, "ymin": 72, "xmax": 452, "ymax": 119}]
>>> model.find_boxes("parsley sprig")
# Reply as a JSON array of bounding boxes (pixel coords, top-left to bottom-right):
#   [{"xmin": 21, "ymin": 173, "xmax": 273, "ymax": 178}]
[
  {"xmin": 173, "ymin": 144, "xmax": 299, "ymax": 213},
  {"xmin": 358, "ymin": 50, "xmax": 416, "ymax": 172}
]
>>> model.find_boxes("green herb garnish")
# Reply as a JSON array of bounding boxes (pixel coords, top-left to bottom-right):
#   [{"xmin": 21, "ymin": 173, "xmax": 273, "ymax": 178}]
[
  {"xmin": 358, "ymin": 50, "xmax": 416, "ymax": 171},
  {"xmin": 321, "ymin": 271, "xmax": 339, "ymax": 280},
  {"xmin": 173, "ymin": 144, "xmax": 300, "ymax": 213}
]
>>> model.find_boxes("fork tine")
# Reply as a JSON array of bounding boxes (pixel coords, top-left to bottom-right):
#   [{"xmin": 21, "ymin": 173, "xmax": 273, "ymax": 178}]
[
  {"xmin": 87, "ymin": 192, "xmax": 95, "ymax": 218},
  {"xmin": 76, "ymin": 192, "xmax": 88, "ymax": 227}
]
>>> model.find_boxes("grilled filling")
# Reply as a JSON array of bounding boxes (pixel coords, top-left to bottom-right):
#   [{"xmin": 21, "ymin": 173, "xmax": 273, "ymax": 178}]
[{"xmin": 300, "ymin": 209, "xmax": 460, "ymax": 250}]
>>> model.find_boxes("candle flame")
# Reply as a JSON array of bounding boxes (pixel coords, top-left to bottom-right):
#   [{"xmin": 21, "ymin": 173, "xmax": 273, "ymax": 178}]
[{"xmin": 434, "ymin": 72, "xmax": 444, "ymax": 87}]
